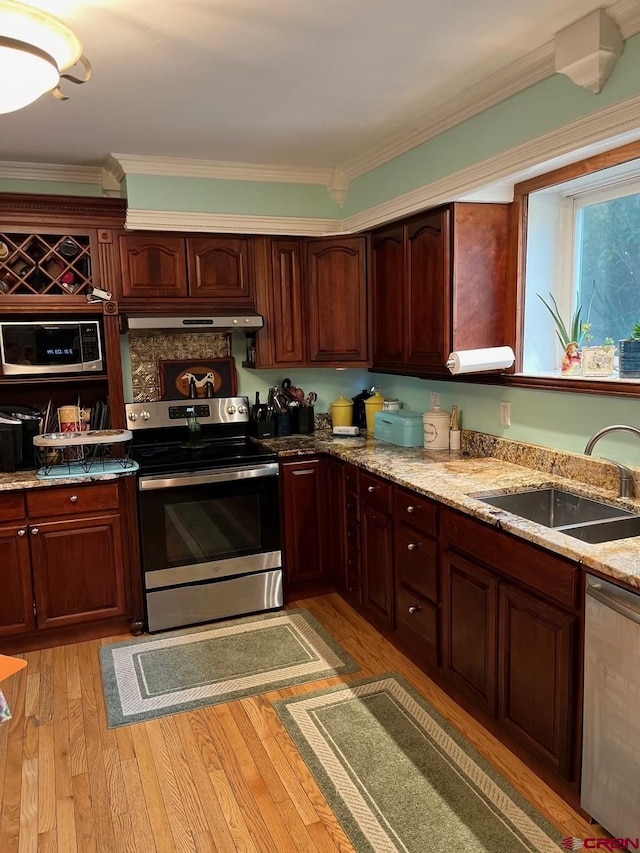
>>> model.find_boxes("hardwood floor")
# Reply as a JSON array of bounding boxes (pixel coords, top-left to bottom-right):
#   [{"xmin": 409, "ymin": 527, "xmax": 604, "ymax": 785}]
[{"xmin": 0, "ymin": 593, "xmax": 605, "ymax": 852}]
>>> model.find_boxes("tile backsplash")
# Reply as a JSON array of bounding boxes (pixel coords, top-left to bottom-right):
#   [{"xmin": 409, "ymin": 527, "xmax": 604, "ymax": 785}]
[{"xmin": 129, "ymin": 332, "xmax": 231, "ymax": 402}]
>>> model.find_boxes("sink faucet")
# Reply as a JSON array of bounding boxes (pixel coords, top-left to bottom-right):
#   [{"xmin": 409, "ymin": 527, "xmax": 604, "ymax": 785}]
[{"xmin": 584, "ymin": 425, "xmax": 640, "ymax": 497}]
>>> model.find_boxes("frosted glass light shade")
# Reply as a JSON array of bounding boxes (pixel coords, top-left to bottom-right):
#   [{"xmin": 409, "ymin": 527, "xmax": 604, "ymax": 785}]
[{"xmin": 0, "ymin": 0, "xmax": 84, "ymax": 114}]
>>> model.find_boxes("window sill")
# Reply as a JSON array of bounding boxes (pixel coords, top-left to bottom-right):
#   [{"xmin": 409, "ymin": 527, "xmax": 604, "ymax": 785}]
[{"xmin": 504, "ymin": 372, "xmax": 640, "ymax": 396}]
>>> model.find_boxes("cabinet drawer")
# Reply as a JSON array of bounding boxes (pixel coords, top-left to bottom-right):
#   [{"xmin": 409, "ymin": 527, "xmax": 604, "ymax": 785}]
[
  {"xmin": 442, "ymin": 509, "xmax": 579, "ymax": 609},
  {"xmin": 27, "ymin": 483, "xmax": 120, "ymax": 519},
  {"xmin": 395, "ymin": 522, "xmax": 438, "ymax": 602},
  {"xmin": 0, "ymin": 492, "xmax": 26, "ymax": 523},
  {"xmin": 360, "ymin": 471, "xmax": 392, "ymax": 514},
  {"xmin": 344, "ymin": 465, "xmax": 359, "ymax": 493},
  {"xmin": 395, "ymin": 584, "xmax": 439, "ymax": 665},
  {"xmin": 394, "ymin": 487, "xmax": 437, "ymax": 537}
]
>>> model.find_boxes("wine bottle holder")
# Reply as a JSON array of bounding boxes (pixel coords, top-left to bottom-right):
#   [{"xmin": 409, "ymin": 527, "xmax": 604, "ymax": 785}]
[{"xmin": 0, "ymin": 232, "xmax": 93, "ymax": 297}]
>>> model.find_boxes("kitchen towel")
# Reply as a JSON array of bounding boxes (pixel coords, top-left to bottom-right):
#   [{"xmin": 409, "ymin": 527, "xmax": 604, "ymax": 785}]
[{"xmin": 446, "ymin": 346, "xmax": 515, "ymax": 374}]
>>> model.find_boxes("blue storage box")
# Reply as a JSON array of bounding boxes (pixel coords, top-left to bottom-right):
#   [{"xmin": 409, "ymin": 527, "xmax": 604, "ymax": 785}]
[{"xmin": 374, "ymin": 410, "xmax": 424, "ymax": 447}]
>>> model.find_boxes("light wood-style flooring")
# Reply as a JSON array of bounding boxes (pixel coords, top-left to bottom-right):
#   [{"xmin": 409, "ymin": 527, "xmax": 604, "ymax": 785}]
[{"xmin": 0, "ymin": 593, "xmax": 605, "ymax": 852}]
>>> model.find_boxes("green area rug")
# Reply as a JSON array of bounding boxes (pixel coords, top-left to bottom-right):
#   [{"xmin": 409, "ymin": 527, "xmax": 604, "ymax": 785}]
[
  {"xmin": 275, "ymin": 673, "xmax": 566, "ymax": 852},
  {"xmin": 100, "ymin": 609, "xmax": 359, "ymax": 728}
]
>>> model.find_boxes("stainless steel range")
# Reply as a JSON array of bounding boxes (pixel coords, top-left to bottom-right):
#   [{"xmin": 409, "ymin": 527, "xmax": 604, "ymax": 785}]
[{"xmin": 126, "ymin": 397, "xmax": 282, "ymax": 633}]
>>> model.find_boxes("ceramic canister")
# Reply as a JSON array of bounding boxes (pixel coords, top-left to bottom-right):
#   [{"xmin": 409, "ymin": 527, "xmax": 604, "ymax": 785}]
[
  {"xmin": 423, "ymin": 404, "xmax": 451, "ymax": 450},
  {"xmin": 364, "ymin": 389, "xmax": 384, "ymax": 433},
  {"xmin": 330, "ymin": 395, "xmax": 354, "ymax": 427}
]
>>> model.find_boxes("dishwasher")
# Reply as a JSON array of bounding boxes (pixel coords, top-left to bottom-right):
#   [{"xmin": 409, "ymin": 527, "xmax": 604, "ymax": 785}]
[{"xmin": 581, "ymin": 574, "xmax": 640, "ymax": 837}]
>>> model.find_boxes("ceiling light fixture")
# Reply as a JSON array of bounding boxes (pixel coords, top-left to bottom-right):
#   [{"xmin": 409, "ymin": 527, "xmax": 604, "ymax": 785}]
[{"xmin": 0, "ymin": 0, "xmax": 91, "ymax": 115}]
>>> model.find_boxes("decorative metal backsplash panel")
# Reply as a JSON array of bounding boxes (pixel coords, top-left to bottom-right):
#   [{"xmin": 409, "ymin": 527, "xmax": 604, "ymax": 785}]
[{"xmin": 129, "ymin": 332, "xmax": 231, "ymax": 402}]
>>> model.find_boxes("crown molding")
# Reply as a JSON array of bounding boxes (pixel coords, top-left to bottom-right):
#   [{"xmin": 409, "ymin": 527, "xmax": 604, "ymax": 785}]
[
  {"xmin": 125, "ymin": 208, "xmax": 344, "ymax": 236},
  {"xmin": 0, "ymin": 161, "xmax": 103, "ymax": 185},
  {"xmin": 339, "ymin": 0, "xmax": 640, "ymax": 181},
  {"xmin": 342, "ymin": 93, "xmax": 640, "ymax": 232},
  {"xmin": 111, "ymin": 152, "xmax": 334, "ymax": 186}
]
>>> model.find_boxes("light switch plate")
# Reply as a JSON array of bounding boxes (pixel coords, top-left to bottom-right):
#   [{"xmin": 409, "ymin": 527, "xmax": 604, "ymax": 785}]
[
  {"xmin": 430, "ymin": 392, "xmax": 441, "ymax": 408},
  {"xmin": 500, "ymin": 401, "xmax": 511, "ymax": 426}
]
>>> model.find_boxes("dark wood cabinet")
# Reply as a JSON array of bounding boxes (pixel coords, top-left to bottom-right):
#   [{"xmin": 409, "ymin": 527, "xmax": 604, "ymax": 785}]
[
  {"xmin": 370, "ymin": 203, "xmax": 509, "ymax": 374},
  {"xmin": 306, "ymin": 237, "xmax": 368, "ymax": 364},
  {"xmin": 360, "ymin": 472, "xmax": 393, "ymax": 628},
  {"xmin": 0, "ymin": 523, "xmax": 35, "ymax": 636},
  {"xmin": 325, "ymin": 457, "xmax": 347, "ymax": 589},
  {"xmin": 280, "ymin": 457, "xmax": 328, "ymax": 584},
  {"xmin": 253, "ymin": 235, "xmax": 368, "ymax": 367},
  {"xmin": 499, "ymin": 584, "xmax": 577, "ymax": 778},
  {"xmin": 118, "ymin": 233, "xmax": 254, "ymax": 307}
]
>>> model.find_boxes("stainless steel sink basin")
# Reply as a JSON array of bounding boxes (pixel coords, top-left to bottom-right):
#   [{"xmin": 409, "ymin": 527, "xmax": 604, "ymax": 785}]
[
  {"xmin": 478, "ymin": 488, "xmax": 634, "ymax": 528},
  {"xmin": 560, "ymin": 516, "xmax": 640, "ymax": 544}
]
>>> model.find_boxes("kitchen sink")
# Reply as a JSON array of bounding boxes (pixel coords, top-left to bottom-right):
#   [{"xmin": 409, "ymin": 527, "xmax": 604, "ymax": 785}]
[
  {"xmin": 477, "ymin": 488, "xmax": 634, "ymax": 528},
  {"xmin": 559, "ymin": 516, "xmax": 640, "ymax": 544}
]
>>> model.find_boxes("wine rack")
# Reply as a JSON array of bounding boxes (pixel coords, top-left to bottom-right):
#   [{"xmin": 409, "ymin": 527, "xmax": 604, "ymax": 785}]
[{"xmin": 0, "ymin": 232, "xmax": 93, "ymax": 297}]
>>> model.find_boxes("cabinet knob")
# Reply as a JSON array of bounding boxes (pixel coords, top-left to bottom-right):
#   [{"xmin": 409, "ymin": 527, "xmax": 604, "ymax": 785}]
[
  {"xmin": 17, "ymin": 528, "xmax": 26, "ymax": 537},
  {"xmin": 408, "ymin": 605, "xmax": 421, "ymax": 614},
  {"xmin": 69, "ymin": 495, "xmax": 78, "ymax": 503},
  {"xmin": 407, "ymin": 542, "xmax": 419, "ymax": 551},
  {"xmin": 31, "ymin": 527, "xmax": 39, "ymax": 535},
  {"xmin": 407, "ymin": 505, "xmax": 416, "ymax": 513},
  {"xmin": 367, "ymin": 486, "xmax": 375, "ymax": 493}
]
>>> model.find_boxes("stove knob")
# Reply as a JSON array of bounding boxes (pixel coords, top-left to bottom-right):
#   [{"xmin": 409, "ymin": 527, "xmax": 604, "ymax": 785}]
[
  {"xmin": 141, "ymin": 411, "xmax": 151, "ymax": 421},
  {"xmin": 226, "ymin": 405, "xmax": 237, "ymax": 415},
  {"xmin": 237, "ymin": 405, "xmax": 248, "ymax": 414},
  {"xmin": 128, "ymin": 412, "xmax": 139, "ymax": 422}
]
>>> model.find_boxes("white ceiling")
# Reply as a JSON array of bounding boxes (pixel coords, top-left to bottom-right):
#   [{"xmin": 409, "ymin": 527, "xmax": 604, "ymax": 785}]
[{"xmin": 0, "ymin": 0, "xmax": 627, "ymax": 174}]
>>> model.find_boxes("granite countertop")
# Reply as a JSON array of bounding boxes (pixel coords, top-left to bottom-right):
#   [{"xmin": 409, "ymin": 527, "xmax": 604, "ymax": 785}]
[
  {"xmin": 262, "ymin": 431, "xmax": 640, "ymax": 590},
  {"xmin": 0, "ymin": 467, "xmax": 137, "ymax": 491}
]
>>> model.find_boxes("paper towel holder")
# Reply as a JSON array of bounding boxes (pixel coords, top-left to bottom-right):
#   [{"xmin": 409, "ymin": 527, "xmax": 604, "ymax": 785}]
[{"xmin": 445, "ymin": 346, "xmax": 516, "ymax": 375}]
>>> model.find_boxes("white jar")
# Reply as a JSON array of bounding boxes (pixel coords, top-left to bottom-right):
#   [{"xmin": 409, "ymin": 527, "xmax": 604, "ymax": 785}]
[
  {"xmin": 423, "ymin": 405, "xmax": 451, "ymax": 450},
  {"xmin": 383, "ymin": 398, "xmax": 401, "ymax": 411}
]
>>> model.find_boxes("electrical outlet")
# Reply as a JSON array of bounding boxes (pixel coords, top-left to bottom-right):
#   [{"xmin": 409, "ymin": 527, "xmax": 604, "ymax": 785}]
[
  {"xmin": 430, "ymin": 391, "xmax": 441, "ymax": 408},
  {"xmin": 500, "ymin": 401, "xmax": 511, "ymax": 426}
]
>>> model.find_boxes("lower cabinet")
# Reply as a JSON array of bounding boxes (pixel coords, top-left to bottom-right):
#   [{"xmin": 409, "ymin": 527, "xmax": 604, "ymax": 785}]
[
  {"xmin": 0, "ymin": 480, "xmax": 136, "ymax": 642},
  {"xmin": 360, "ymin": 472, "xmax": 394, "ymax": 629},
  {"xmin": 280, "ymin": 457, "xmax": 329, "ymax": 584}
]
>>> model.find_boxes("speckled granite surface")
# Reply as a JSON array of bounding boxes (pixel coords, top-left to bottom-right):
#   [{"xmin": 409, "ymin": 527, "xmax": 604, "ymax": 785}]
[
  {"xmin": 261, "ymin": 429, "xmax": 640, "ymax": 590},
  {"xmin": 0, "ymin": 468, "xmax": 136, "ymax": 491}
]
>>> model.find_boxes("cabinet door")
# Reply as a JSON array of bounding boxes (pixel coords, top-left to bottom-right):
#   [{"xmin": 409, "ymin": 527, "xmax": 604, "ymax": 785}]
[
  {"xmin": 280, "ymin": 459, "xmax": 328, "ymax": 584},
  {"xmin": 270, "ymin": 239, "xmax": 305, "ymax": 363},
  {"xmin": 325, "ymin": 458, "xmax": 347, "ymax": 589},
  {"xmin": 187, "ymin": 237, "xmax": 253, "ymax": 304},
  {"xmin": 442, "ymin": 551, "xmax": 498, "ymax": 714},
  {"xmin": 371, "ymin": 225, "xmax": 404, "ymax": 368},
  {"xmin": 119, "ymin": 235, "xmax": 187, "ymax": 298},
  {"xmin": 499, "ymin": 584, "xmax": 577, "ymax": 779},
  {"xmin": 306, "ymin": 237, "xmax": 368, "ymax": 364},
  {"xmin": 30, "ymin": 514, "xmax": 127, "ymax": 629},
  {"xmin": 360, "ymin": 504, "xmax": 393, "ymax": 628},
  {"xmin": 0, "ymin": 524, "xmax": 35, "ymax": 636},
  {"xmin": 405, "ymin": 210, "xmax": 450, "ymax": 371}
]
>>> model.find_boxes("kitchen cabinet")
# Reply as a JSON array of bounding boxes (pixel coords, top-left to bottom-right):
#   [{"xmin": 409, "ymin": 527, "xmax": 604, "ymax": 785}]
[
  {"xmin": 371, "ymin": 203, "xmax": 509, "ymax": 374},
  {"xmin": 118, "ymin": 233, "xmax": 254, "ymax": 307},
  {"xmin": 359, "ymin": 471, "xmax": 394, "ymax": 629},
  {"xmin": 394, "ymin": 487, "xmax": 440, "ymax": 666},
  {"xmin": 0, "ymin": 479, "xmax": 139, "ymax": 646},
  {"xmin": 280, "ymin": 457, "xmax": 329, "ymax": 585},
  {"xmin": 325, "ymin": 457, "xmax": 347, "ymax": 589},
  {"xmin": 441, "ymin": 507, "xmax": 580, "ymax": 780},
  {"xmin": 252, "ymin": 236, "xmax": 368, "ymax": 368}
]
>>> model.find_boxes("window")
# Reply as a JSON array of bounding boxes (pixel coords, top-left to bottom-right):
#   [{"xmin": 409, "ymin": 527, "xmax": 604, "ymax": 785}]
[{"xmin": 519, "ymin": 144, "xmax": 640, "ymax": 387}]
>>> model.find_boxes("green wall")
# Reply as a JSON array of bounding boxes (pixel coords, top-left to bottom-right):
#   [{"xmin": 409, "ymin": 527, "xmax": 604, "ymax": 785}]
[{"xmin": 0, "ymin": 179, "xmax": 103, "ymax": 195}]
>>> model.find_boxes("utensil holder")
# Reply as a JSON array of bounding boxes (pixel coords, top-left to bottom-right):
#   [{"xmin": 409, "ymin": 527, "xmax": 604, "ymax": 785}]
[
  {"xmin": 274, "ymin": 412, "xmax": 292, "ymax": 437},
  {"xmin": 295, "ymin": 406, "xmax": 314, "ymax": 434}
]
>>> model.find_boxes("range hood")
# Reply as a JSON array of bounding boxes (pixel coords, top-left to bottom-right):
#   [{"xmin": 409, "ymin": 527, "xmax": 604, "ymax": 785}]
[{"xmin": 124, "ymin": 314, "xmax": 264, "ymax": 332}]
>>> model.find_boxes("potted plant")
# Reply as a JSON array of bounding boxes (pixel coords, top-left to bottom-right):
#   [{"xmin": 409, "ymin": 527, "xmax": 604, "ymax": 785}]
[
  {"xmin": 619, "ymin": 323, "xmax": 640, "ymax": 378},
  {"xmin": 537, "ymin": 292, "xmax": 592, "ymax": 374}
]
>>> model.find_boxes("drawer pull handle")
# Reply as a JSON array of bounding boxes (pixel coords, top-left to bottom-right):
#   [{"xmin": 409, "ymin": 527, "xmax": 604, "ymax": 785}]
[
  {"xmin": 17, "ymin": 528, "xmax": 26, "ymax": 537},
  {"xmin": 408, "ymin": 605, "xmax": 421, "ymax": 614},
  {"xmin": 367, "ymin": 485, "xmax": 376, "ymax": 493},
  {"xmin": 31, "ymin": 527, "xmax": 39, "ymax": 535},
  {"xmin": 407, "ymin": 543, "xmax": 419, "ymax": 551},
  {"xmin": 407, "ymin": 505, "xmax": 416, "ymax": 513},
  {"xmin": 69, "ymin": 495, "xmax": 78, "ymax": 503}
]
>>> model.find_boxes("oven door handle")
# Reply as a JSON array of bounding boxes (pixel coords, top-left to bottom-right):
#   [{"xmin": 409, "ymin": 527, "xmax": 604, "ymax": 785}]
[{"xmin": 138, "ymin": 462, "xmax": 279, "ymax": 491}]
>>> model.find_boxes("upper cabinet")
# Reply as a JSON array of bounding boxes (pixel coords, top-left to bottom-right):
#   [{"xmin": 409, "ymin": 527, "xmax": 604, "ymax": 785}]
[
  {"xmin": 252, "ymin": 235, "xmax": 368, "ymax": 368},
  {"xmin": 371, "ymin": 203, "xmax": 509, "ymax": 375},
  {"xmin": 118, "ymin": 233, "xmax": 255, "ymax": 309}
]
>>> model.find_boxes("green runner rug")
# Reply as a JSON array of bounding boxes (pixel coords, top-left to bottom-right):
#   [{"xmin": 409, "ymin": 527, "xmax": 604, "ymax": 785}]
[
  {"xmin": 275, "ymin": 672, "xmax": 566, "ymax": 852},
  {"xmin": 100, "ymin": 609, "xmax": 359, "ymax": 728}
]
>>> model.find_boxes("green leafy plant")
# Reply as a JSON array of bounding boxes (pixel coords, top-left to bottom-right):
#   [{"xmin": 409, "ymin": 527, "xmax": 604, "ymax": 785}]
[
  {"xmin": 627, "ymin": 322, "xmax": 640, "ymax": 342},
  {"xmin": 536, "ymin": 292, "xmax": 591, "ymax": 348}
]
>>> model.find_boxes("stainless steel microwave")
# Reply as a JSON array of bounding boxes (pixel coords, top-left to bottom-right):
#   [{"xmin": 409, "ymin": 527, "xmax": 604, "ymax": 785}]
[{"xmin": 0, "ymin": 320, "xmax": 103, "ymax": 376}]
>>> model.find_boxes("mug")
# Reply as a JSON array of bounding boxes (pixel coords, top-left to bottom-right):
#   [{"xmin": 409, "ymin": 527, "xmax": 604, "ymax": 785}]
[{"xmin": 58, "ymin": 405, "xmax": 82, "ymax": 432}]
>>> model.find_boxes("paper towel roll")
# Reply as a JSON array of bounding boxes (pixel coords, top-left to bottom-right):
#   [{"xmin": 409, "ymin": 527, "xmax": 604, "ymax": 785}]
[{"xmin": 445, "ymin": 346, "xmax": 515, "ymax": 375}]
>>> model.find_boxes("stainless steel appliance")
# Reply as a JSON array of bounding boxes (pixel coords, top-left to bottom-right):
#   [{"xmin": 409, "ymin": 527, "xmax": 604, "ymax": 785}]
[
  {"xmin": 581, "ymin": 574, "xmax": 640, "ymax": 836},
  {"xmin": 0, "ymin": 320, "xmax": 103, "ymax": 376},
  {"xmin": 127, "ymin": 397, "xmax": 281, "ymax": 633}
]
